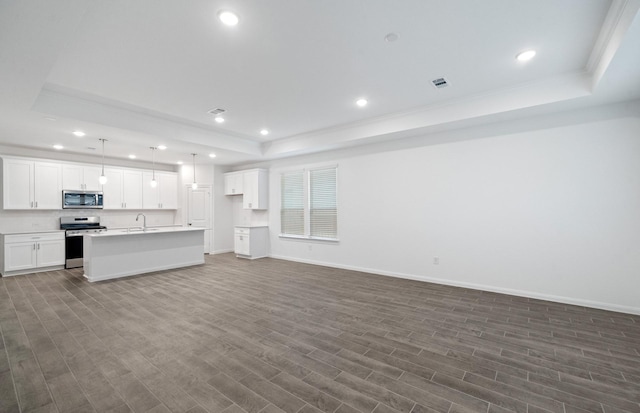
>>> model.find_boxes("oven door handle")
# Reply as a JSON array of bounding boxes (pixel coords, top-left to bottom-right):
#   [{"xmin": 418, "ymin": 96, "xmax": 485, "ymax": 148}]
[{"xmin": 65, "ymin": 233, "xmax": 85, "ymax": 237}]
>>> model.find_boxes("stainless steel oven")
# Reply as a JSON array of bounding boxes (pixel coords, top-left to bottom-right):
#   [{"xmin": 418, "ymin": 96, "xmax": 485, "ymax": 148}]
[{"xmin": 60, "ymin": 217, "xmax": 106, "ymax": 268}]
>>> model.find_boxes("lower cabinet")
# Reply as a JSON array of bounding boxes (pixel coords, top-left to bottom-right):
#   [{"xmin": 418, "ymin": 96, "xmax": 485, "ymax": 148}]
[
  {"xmin": 234, "ymin": 226, "xmax": 268, "ymax": 259},
  {"xmin": 1, "ymin": 232, "xmax": 65, "ymax": 276}
]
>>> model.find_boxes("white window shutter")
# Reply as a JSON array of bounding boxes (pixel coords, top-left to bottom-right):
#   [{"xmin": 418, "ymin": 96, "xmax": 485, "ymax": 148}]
[
  {"xmin": 281, "ymin": 171, "xmax": 305, "ymax": 236},
  {"xmin": 310, "ymin": 167, "xmax": 337, "ymax": 239}
]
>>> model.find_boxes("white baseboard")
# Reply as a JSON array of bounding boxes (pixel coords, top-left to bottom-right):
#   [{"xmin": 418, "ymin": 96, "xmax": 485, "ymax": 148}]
[
  {"xmin": 269, "ymin": 254, "xmax": 640, "ymax": 316},
  {"xmin": 211, "ymin": 248, "xmax": 234, "ymax": 255}
]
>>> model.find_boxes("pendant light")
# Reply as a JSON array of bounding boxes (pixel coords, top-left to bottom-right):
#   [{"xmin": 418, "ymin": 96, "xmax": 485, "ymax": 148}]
[
  {"xmin": 98, "ymin": 139, "xmax": 108, "ymax": 185},
  {"xmin": 191, "ymin": 153, "xmax": 198, "ymax": 189},
  {"xmin": 150, "ymin": 147, "xmax": 158, "ymax": 188}
]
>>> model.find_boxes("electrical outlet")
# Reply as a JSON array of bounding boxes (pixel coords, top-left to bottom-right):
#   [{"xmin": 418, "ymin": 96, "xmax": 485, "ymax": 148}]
[{"xmin": 433, "ymin": 256, "xmax": 439, "ymax": 265}]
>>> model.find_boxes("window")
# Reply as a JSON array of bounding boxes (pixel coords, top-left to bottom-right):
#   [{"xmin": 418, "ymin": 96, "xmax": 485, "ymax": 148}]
[{"xmin": 280, "ymin": 166, "xmax": 338, "ymax": 240}]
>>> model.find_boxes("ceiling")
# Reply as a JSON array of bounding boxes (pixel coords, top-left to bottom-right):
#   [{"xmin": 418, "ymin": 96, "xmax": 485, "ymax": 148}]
[{"xmin": 1, "ymin": 0, "xmax": 639, "ymax": 167}]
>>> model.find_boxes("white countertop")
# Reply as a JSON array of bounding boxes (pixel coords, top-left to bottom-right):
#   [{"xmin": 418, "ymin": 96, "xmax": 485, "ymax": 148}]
[
  {"xmin": 235, "ymin": 225, "xmax": 269, "ymax": 228},
  {"xmin": 87, "ymin": 226, "xmax": 205, "ymax": 238},
  {"xmin": 0, "ymin": 229, "xmax": 65, "ymax": 235}
]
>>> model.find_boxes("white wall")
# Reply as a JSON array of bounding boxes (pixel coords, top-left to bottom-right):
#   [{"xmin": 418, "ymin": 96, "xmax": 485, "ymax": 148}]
[{"xmin": 266, "ymin": 113, "xmax": 640, "ymax": 314}]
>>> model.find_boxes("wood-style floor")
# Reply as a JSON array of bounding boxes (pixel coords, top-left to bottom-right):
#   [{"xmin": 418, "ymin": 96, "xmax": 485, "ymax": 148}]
[{"xmin": 1, "ymin": 254, "xmax": 639, "ymax": 413}]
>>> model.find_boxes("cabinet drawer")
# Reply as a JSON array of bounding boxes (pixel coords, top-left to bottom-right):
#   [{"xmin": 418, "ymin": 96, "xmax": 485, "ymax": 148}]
[
  {"xmin": 5, "ymin": 232, "xmax": 64, "ymax": 244},
  {"xmin": 234, "ymin": 227, "xmax": 250, "ymax": 235}
]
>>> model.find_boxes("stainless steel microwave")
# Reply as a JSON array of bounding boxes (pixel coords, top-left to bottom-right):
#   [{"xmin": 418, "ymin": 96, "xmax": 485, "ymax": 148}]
[{"xmin": 62, "ymin": 190, "xmax": 104, "ymax": 209}]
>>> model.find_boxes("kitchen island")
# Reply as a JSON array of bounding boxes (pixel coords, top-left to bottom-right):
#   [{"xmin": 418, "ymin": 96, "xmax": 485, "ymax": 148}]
[{"xmin": 83, "ymin": 226, "xmax": 205, "ymax": 282}]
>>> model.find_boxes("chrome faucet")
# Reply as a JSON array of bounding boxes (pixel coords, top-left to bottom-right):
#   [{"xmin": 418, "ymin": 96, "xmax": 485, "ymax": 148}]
[{"xmin": 135, "ymin": 213, "xmax": 147, "ymax": 229}]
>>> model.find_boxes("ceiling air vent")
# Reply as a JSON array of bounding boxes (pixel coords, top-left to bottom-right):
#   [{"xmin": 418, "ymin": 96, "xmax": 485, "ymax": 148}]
[
  {"xmin": 207, "ymin": 108, "xmax": 226, "ymax": 115},
  {"xmin": 431, "ymin": 77, "xmax": 449, "ymax": 89}
]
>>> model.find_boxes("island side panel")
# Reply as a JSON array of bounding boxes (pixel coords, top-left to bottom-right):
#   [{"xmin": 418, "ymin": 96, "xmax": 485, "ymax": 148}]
[{"xmin": 83, "ymin": 229, "xmax": 205, "ymax": 282}]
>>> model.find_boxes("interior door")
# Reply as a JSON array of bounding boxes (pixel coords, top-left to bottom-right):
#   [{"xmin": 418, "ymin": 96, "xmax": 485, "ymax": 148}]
[{"xmin": 187, "ymin": 185, "xmax": 211, "ymax": 253}]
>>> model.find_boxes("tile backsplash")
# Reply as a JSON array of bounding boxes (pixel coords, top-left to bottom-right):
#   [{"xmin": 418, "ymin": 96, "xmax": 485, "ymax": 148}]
[{"xmin": 0, "ymin": 209, "xmax": 177, "ymax": 233}]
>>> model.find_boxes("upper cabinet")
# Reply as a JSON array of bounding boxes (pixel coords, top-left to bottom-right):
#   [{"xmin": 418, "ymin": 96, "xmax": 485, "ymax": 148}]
[
  {"xmin": 225, "ymin": 169, "xmax": 268, "ymax": 210},
  {"xmin": 142, "ymin": 171, "xmax": 178, "ymax": 209},
  {"xmin": 2, "ymin": 158, "xmax": 62, "ymax": 209},
  {"xmin": 102, "ymin": 168, "xmax": 143, "ymax": 209},
  {"xmin": 224, "ymin": 171, "xmax": 244, "ymax": 195},
  {"xmin": 62, "ymin": 164, "xmax": 103, "ymax": 191},
  {"xmin": 243, "ymin": 169, "xmax": 268, "ymax": 210},
  {"xmin": 1, "ymin": 156, "xmax": 177, "ymax": 211}
]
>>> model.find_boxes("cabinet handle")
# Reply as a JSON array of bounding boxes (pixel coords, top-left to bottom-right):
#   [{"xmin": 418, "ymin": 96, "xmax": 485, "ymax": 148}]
[
  {"xmin": 33, "ymin": 244, "xmax": 36, "ymax": 250},
  {"xmin": 35, "ymin": 201, "xmax": 38, "ymax": 208},
  {"xmin": 37, "ymin": 243, "xmax": 40, "ymax": 250}
]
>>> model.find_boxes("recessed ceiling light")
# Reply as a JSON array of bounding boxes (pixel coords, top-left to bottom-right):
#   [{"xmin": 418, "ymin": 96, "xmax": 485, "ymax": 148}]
[
  {"xmin": 218, "ymin": 10, "xmax": 239, "ymax": 26},
  {"xmin": 72, "ymin": 130, "xmax": 85, "ymax": 137},
  {"xmin": 516, "ymin": 50, "xmax": 536, "ymax": 62},
  {"xmin": 260, "ymin": 129, "xmax": 269, "ymax": 136},
  {"xmin": 356, "ymin": 98, "xmax": 368, "ymax": 107},
  {"xmin": 209, "ymin": 153, "xmax": 217, "ymax": 158},
  {"xmin": 177, "ymin": 161, "xmax": 184, "ymax": 165},
  {"xmin": 128, "ymin": 154, "xmax": 136, "ymax": 159},
  {"xmin": 384, "ymin": 33, "xmax": 399, "ymax": 42},
  {"xmin": 157, "ymin": 145, "xmax": 167, "ymax": 150},
  {"xmin": 215, "ymin": 116, "xmax": 225, "ymax": 123},
  {"xmin": 53, "ymin": 144, "xmax": 64, "ymax": 150}
]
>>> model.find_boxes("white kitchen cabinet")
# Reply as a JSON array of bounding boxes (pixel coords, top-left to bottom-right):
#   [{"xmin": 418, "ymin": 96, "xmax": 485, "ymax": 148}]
[
  {"xmin": 158, "ymin": 172, "xmax": 178, "ymax": 209},
  {"xmin": 62, "ymin": 164, "xmax": 103, "ymax": 191},
  {"xmin": 142, "ymin": 171, "xmax": 177, "ymax": 209},
  {"xmin": 224, "ymin": 171, "xmax": 244, "ymax": 195},
  {"xmin": 103, "ymin": 168, "xmax": 124, "ymax": 209},
  {"xmin": 34, "ymin": 162, "xmax": 63, "ymax": 209},
  {"xmin": 1, "ymin": 232, "xmax": 65, "ymax": 276},
  {"xmin": 3, "ymin": 242, "xmax": 36, "ymax": 272},
  {"xmin": 103, "ymin": 168, "xmax": 143, "ymax": 209},
  {"xmin": 2, "ymin": 158, "xmax": 31, "ymax": 209},
  {"xmin": 234, "ymin": 226, "xmax": 268, "ymax": 259},
  {"xmin": 123, "ymin": 169, "xmax": 143, "ymax": 209},
  {"xmin": 2, "ymin": 158, "xmax": 62, "ymax": 209},
  {"xmin": 242, "ymin": 169, "xmax": 268, "ymax": 210}
]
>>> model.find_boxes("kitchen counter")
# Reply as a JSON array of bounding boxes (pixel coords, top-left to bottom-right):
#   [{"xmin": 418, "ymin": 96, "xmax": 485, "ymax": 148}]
[
  {"xmin": 234, "ymin": 225, "xmax": 268, "ymax": 228},
  {"xmin": 83, "ymin": 226, "xmax": 205, "ymax": 282},
  {"xmin": 87, "ymin": 226, "xmax": 204, "ymax": 238},
  {"xmin": 0, "ymin": 229, "xmax": 64, "ymax": 235}
]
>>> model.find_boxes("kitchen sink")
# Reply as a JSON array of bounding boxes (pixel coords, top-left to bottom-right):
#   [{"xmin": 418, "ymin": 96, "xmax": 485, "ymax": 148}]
[{"xmin": 124, "ymin": 227, "xmax": 159, "ymax": 233}]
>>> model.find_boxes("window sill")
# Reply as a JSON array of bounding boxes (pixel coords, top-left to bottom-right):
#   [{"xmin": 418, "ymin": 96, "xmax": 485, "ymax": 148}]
[{"xmin": 279, "ymin": 234, "xmax": 339, "ymax": 243}]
